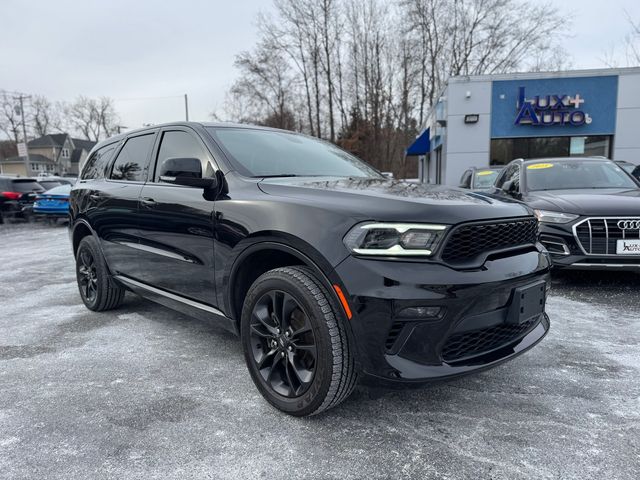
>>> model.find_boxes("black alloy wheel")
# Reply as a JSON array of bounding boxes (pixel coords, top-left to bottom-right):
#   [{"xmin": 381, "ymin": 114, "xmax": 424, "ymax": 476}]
[
  {"xmin": 241, "ymin": 266, "xmax": 357, "ymax": 416},
  {"xmin": 249, "ymin": 290, "xmax": 317, "ymax": 398},
  {"xmin": 75, "ymin": 236, "xmax": 125, "ymax": 311},
  {"xmin": 77, "ymin": 249, "xmax": 98, "ymax": 304}
]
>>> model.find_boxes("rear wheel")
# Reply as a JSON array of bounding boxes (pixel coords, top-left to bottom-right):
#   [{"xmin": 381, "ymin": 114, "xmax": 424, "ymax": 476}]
[
  {"xmin": 75, "ymin": 236, "xmax": 125, "ymax": 311},
  {"xmin": 241, "ymin": 266, "xmax": 357, "ymax": 416}
]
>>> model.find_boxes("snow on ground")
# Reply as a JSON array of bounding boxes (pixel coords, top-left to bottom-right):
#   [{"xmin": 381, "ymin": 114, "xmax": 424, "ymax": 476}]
[{"xmin": 0, "ymin": 223, "xmax": 638, "ymax": 479}]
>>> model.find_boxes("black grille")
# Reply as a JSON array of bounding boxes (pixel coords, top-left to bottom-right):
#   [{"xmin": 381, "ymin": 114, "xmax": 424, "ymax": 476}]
[
  {"xmin": 441, "ymin": 218, "xmax": 538, "ymax": 263},
  {"xmin": 442, "ymin": 318, "xmax": 538, "ymax": 362},
  {"xmin": 574, "ymin": 218, "xmax": 640, "ymax": 255}
]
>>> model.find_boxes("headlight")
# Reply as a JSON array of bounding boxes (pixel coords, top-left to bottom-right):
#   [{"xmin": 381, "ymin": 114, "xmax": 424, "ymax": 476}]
[
  {"xmin": 534, "ymin": 210, "xmax": 579, "ymax": 224},
  {"xmin": 343, "ymin": 223, "xmax": 447, "ymax": 256}
]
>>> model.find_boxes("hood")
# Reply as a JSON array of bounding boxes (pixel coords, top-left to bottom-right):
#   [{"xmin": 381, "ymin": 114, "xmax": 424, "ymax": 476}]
[
  {"xmin": 525, "ymin": 188, "xmax": 640, "ymax": 216},
  {"xmin": 258, "ymin": 177, "xmax": 532, "ymax": 224}
]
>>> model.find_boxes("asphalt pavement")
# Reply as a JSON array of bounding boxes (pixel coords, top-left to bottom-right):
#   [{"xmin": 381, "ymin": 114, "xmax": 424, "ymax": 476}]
[{"xmin": 0, "ymin": 223, "xmax": 638, "ymax": 479}]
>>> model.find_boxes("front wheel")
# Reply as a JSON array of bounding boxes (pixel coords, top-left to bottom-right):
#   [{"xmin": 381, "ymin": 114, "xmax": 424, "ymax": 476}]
[{"xmin": 241, "ymin": 266, "xmax": 357, "ymax": 416}]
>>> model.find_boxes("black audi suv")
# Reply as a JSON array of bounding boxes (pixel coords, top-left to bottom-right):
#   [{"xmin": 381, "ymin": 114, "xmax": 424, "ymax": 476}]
[
  {"xmin": 491, "ymin": 157, "xmax": 640, "ymax": 269},
  {"xmin": 69, "ymin": 122, "xmax": 551, "ymax": 416}
]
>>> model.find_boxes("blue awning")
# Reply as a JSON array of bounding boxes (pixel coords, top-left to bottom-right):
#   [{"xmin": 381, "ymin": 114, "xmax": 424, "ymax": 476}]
[{"xmin": 405, "ymin": 128, "xmax": 430, "ymax": 156}]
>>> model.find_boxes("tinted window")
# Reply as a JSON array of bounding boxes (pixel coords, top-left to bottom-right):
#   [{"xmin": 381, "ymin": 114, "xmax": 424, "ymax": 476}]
[
  {"xmin": 10, "ymin": 180, "xmax": 44, "ymax": 193},
  {"xmin": 110, "ymin": 134, "xmax": 155, "ymax": 182},
  {"xmin": 207, "ymin": 127, "xmax": 382, "ymax": 178},
  {"xmin": 154, "ymin": 130, "xmax": 214, "ymax": 182},
  {"xmin": 82, "ymin": 145, "xmax": 116, "ymax": 180},
  {"xmin": 495, "ymin": 164, "xmax": 516, "ymax": 189},
  {"xmin": 525, "ymin": 161, "xmax": 638, "ymax": 191}
]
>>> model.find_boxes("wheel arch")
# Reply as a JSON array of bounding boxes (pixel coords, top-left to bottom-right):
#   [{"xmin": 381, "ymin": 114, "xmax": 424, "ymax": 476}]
[
  {"xmin": 71, "ymin": 219, "xmax": 96, "ymax": 257},
  {"xmin": 226, "ymin": 238, "xmax": 351, "ymax": 331}
]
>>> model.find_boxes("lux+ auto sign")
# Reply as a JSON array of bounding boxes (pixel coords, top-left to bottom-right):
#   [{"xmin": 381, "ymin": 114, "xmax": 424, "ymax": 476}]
[{"xmin": 514, "ymin": 86, "xmax": 592, "ymax": 127}]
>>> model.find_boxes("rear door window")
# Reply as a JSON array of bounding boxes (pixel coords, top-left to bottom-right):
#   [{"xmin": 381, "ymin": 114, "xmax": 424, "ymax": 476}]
[{"xmin": 110, "ymin": 133, "xmax": 156, "ymax": 182}]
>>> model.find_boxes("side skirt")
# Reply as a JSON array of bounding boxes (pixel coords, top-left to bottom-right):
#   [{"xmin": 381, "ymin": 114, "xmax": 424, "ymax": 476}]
[{"xmin": 114, "ymin": 275, "xmax": 238, "ymax": 335}]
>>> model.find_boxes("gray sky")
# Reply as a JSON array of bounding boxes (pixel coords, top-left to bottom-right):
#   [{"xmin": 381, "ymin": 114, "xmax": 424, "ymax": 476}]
[{"xmin": 1, "ymin": 0, "xmax": 638, "ymax": 132}]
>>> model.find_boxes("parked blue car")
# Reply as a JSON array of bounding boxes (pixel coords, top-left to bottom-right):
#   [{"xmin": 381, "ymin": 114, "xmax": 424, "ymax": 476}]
[{"xmin": 33, "ymin": 184, "xmax": 71, "ymax": 219}]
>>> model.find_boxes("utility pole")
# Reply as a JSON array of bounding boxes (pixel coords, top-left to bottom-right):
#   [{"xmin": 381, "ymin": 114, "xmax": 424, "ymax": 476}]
[
  {"xmin": 15, "ymin": 94, "xmax": 31, "ymax": 176},
  {"xmin": 184, "ymin": 94, "xmax": 189, "ymax": 121}
]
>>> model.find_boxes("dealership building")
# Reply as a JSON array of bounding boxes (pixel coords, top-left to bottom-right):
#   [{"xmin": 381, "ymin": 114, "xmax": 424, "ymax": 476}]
[{"xmin": 406, "ymin": 67, "xmax": 640, "ymax": 185}]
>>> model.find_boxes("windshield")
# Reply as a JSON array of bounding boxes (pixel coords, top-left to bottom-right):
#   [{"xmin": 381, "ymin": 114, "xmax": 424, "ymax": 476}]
[
  {"xmin": 525, "ymin": 161, "xmax": 638, "ymax": 191},
  {"xmin": 472, "ymin": 170, "xmax": 501, "ymax": 189},
  {"xmin": 207, "ymin": 127, "xmax": 382, "ymax": 179}
]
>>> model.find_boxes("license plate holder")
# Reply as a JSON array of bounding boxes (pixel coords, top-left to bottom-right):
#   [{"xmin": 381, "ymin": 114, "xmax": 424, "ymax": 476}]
[
  {"xmin": 507, "ymin": 281, "xmax": 546, "ymax": 325},
  {"xmin": 616, "ymin": 239, "xmax": 640, "ymax": 254}
]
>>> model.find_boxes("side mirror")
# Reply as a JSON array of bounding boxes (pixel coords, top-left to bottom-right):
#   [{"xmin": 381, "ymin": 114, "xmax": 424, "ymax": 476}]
[
  {"xmin": 502, "ymin": 179, "xmax": 519, "ymax": 197},
  {"xmin": 159, "ymin": 157, "xmax": 217, "ymax": 189}
]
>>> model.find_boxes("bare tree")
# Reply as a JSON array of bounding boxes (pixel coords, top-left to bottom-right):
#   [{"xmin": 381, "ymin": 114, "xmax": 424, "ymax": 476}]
[
  {"xmin": 63, "ymin": 96, "xmax": 119, "ymax": 142},
  {"xmin": 30, "ymin": 95, "xmax": 61, "ymax": 137},
  {"xmin": 624, "ymin": 12, "xmax": 640, "ymax": 65},
  {"xmin": 228, "ymin": 40, "xmax": 298, "ymax": 130},
  {"xmin": 223, "ymin": 0, "xmax": 569, "ymax": 177},
  {"xmin": 0, "ymin": 91, "xmax": 23, "ymax": 143}
]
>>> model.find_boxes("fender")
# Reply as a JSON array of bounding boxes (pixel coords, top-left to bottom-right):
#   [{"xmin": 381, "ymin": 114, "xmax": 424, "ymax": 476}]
[
  {"xmin": 70, "ymin": 217, "xmax": 120, "ymax": 276},
  {"xmin": 225, "ymin": 237, "xmax": 354, "ymax": 334}
]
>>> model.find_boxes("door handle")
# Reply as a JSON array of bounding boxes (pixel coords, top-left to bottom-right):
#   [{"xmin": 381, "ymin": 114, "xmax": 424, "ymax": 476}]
[{"xmin": 141, "ymin": 197, "xmax": 157, "ymax": 206}]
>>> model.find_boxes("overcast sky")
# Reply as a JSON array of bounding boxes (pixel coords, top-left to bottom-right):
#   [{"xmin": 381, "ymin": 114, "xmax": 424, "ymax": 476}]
[{"xmin": 1, "ymin": 0, "xmax": 639, "ymax": 132}]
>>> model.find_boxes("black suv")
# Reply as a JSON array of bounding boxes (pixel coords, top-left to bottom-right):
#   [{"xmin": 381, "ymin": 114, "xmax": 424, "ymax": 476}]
[
  {"xmin": 70, "ymin": 123, "xmax": 551, "ymax": 416},
  {"xmin": 0, "ymin": 176, "xmax": 45, "ymax": 223}
]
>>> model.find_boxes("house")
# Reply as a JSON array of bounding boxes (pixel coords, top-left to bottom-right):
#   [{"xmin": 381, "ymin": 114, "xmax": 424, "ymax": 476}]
[{"xmin": 0, "ymin": 134, "xmax": 96, "ymax": 176}]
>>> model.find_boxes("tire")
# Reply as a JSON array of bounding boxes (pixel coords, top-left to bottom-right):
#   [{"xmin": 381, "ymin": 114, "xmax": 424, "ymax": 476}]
[
  {"xmin": 241, "ymin": 266, "xmax": 357, "ymax": 416},
  {"xmin": 75, "ymin": 235, "xmax": 125, "ymax": 311}
]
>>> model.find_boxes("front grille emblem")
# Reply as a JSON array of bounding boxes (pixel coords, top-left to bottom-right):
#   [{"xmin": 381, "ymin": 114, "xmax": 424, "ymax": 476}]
[{"xmin": 617, "ymin": 220, "xmax": 640, "ymax": 230}]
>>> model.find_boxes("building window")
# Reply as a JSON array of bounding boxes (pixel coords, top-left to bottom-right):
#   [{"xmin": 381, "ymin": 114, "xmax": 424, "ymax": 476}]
[
  {"xmin": 62, "ymin": 148, "xmax": 69, "ymax": 158},
  {"xmin": 490, "ymin": 136, "xmax": 612, "ymax": 165}
]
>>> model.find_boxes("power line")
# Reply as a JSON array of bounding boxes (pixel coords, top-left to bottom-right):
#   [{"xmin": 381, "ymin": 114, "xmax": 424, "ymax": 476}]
[{"xmin": 112, "ymin": 94, "xmax": 186, "ymax": 102}]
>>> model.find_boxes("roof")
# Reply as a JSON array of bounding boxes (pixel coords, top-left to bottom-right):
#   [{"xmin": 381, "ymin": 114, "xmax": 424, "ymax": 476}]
[
  {"xmin": 89, "ymin": 121, "xmax": 289, "ymax": 151},
  {"xmin": 28, "ymin": 133, "xmax": 69, "ymax": 148},
  {"xmin": 27, "ymin": 134, "xmax": 96, "ymax": 152},
  {"xmin": 0, "ymin": 153, "xmax": 56, "ymax": 164},
  {"xmin": 71, "ymin": 138, "xmax": 96, "ymax": 151},
  {"xmin": 521, "ymin": 157, "xmax": 612, "ymax": 164},
  {"xmin": 448, "ymin": 66, "xmax": 640, "ymax": 85},
  {"xmin": 70, "ymin": 149, "xmax": 83, "ymax": 164}
]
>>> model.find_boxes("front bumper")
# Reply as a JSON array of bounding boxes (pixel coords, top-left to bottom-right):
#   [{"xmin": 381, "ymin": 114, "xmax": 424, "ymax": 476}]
[
  {"xmin": 539, "ymin": 222, "xmax": 640, "ymax": 270},
  {"xmin": 334, "ymin": 248, "xmax": 551, "ymax": 382}
]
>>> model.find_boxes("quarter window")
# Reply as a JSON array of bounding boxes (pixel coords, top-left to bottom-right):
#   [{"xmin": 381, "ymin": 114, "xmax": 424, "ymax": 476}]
[
  {"xmin": 110, "ymin": 134, "xmax": 155, "ymax": 182},
  {"xmin": 81, "ymin": 145, "xmax": 116, "ymax": 180},
  {"xmin": 154, "ymin": 130, "xmax": 214, "ymax": 182}
]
